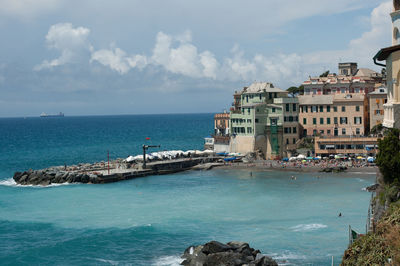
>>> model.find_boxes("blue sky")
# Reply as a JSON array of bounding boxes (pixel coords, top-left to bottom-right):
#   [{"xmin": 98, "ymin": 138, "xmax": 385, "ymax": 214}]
[{"xmin": 0, "ymin": 0, "xmax": 392, "ymax": 117}]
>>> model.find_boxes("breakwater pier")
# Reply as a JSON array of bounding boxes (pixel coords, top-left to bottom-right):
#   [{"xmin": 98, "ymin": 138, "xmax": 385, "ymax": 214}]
[{"xmin": 13, "ymin": 156, "xmax": 220, "ymax": 186}]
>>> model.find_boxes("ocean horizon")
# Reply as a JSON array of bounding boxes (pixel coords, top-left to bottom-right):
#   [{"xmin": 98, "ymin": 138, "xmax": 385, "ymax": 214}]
[{"xmin": 0, "ymin": 114, "xmax": 374, "ymax": 265}]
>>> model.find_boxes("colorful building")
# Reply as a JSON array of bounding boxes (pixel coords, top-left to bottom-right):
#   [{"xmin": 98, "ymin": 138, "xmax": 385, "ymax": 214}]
[
  {"xmin": 299, "ymin": 93, "xmax": 368, "ymax": 137},
  {"xmin": 302, "ymin": 63, "xmax": 383, "ymax": 96},
  {"xmin": 314, "ymin": 136, "xmax": 379, "ymax": 157},
  {"xmin": 368, "ymin": 86, "xmax": 387, "ymax": 131},
  {"xmin": 229, "ymin": 82, "xmax": 299, "ymax": 159}
]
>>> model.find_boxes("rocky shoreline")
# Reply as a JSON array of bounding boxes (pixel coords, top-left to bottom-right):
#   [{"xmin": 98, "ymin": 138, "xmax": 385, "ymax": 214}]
[{"xmin": 181, "ymin": 241, "xmax": 277, "ymax": 266}]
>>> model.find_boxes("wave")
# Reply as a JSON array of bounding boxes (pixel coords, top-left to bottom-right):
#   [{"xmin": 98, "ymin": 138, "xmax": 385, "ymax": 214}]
[
  {"xmin": 290, "ymin": 223, "xmax": 327, "ymax": 232},
  {"xmin": 0, "ymin": 178, "xmax": 76, "ymax": 188},
  {"xmin": 93, "ymin": 258, "xmax": 120, "ymax": 265},
  {"xmin": 153, "ymin": 256, "xmax": 183, "ymax": 266}
]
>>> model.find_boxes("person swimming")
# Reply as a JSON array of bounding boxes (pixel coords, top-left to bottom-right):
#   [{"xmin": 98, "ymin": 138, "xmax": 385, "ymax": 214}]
[{"xmin": 338, "ymin": 212, "xmax": 342, "ymax": 217}]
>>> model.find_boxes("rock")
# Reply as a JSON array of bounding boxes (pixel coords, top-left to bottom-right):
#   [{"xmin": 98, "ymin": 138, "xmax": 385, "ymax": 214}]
[
  {"xmin": 365, "ymin": 183, "xmax": 379, "ymax": 192},
  {"xmin": 202, "ymin": 241, "xmax": 232, "ymax": 255},
  {"xmin": 181, "ymin": 241, "xmax": 277, "ymax": 266}
]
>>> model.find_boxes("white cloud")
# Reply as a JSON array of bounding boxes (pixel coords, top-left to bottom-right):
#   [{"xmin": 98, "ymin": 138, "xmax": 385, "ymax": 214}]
[
  {"xmin": 0, "ymin": 0, "xmax": 62, "ymax": 18},
  {"xmin": 151, "ymin": 31, "xmax": 218, "ymax": 79},
  {"xmin": 35, "ymin": 1, "xmax": 391, "ymax": 89},
  {"xmin": 90, "ymin": 45, "xmax": 147, "ymax": 74},
  {"xmin": 304, "ymin": 1, "xmax": 392, "ymax": 67},
  {"xmin": 35, "ymin": 23, "xmax": 91, "ymax": 70}
]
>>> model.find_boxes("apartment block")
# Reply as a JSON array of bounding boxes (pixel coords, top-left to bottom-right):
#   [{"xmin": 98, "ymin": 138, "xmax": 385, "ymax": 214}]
[{"xmin": 299, "ymin": 93, "xmax": 368, "ymax": 137}]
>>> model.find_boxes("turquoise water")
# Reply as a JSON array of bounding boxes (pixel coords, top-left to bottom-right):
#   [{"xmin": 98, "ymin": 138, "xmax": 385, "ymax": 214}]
[{"xmin": 0, "ymin": 115, "xmax": 374, "ymax": 265}]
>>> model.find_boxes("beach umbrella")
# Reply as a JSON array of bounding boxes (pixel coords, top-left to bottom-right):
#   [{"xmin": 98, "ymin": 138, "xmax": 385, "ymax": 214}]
[
  {"xmin": 125, "ymin": 156, "xmax": 135, "ymax": 162},
  {"xmin": 356, "ymin": 156, "xmax": 363, "ymax": 160},
  {"xmin": 367, "ymin": 157, "xmax": 375, "ymax": 163},
  {"xmin": 297, "ymin": 154, "xmax": 306, "ymax": 159},
  {"xmin": 302, "ymin": 160, "xmax": 307, "ymax": 163},
  {"xmin": 282, "ymin": 157, "xmax": 289, "ymax": 162},
  {"xmin": 306, "ymin": 157, "xmax": 313, "ymax": 160},
  {"xmin": 289, "ymin": 157, "xmax": 297, "ymax": 161}
]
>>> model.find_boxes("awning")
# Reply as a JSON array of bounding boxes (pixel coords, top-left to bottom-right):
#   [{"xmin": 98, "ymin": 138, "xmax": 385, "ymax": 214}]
[
  {"xmin": 325, "ymin": 145, "xmax": 335, "ymax": 148},
  {"xmin": 365, "ymin": 145, "xmax": 375, "ymax": 148}
]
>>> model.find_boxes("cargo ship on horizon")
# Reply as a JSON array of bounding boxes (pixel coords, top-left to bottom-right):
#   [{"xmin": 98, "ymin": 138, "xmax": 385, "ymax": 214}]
[{"xmin": 40, "ymin": 112, "xmax": 65, "ymax": 117}]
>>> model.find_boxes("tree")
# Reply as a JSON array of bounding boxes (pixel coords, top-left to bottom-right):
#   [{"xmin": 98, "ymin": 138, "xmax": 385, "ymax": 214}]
[
  {"xmin": 286, "ymin": 85, "xmax": 304, "ymax": 95},
  {"xmin": 376, "ymin": 129, "xmax": 400, "ymax": 184},
  {"xmin": 319, "ymin": 70, "xmax": 330, "ymax": 77}
]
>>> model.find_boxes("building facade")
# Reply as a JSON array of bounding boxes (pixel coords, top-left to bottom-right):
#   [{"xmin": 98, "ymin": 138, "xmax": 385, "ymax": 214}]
[
  {"xmin": 299, "ymin": 93, "xmax": 368, "ymax": 137},
  {"xmin": 373, "ymin": 0, "xmax": 400, "ymax": 129},
  {"xmin": 302, "ymin": 63, "xmax": 381, "ymax": 96},
  {"xmin": 229, "ymin": 82, "xmax": 299, "ymax": 159},
  {"xmin": 213, "ymin": 112, "xmax": 230, "ymax": 153},
  {"xmin": 314, "ymin": 136, "xmax": 379, "ymax": 157},
  {"xmin": 368, "ymin": 86, "xmax": 388, "ymax": 130}
]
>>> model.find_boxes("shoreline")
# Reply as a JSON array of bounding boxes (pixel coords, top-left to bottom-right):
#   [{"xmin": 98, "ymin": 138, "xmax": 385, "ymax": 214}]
[{"xmin": 214, "ymin": 161, "xmax": 378, "ymax": 174}]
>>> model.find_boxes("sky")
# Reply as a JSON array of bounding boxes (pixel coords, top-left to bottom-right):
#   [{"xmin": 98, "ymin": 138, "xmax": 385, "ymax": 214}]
[{"xmin": 0, "ymin": 0, "xmax": 393, "ymax": 117}]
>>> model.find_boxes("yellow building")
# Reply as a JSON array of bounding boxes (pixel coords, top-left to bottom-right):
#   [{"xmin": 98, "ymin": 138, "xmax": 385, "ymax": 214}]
[
  {"xmin": 368, "ymin": 86, "xmax": 387, "ymax": 130},
  {"xmin": 373, "ymin": 0, "xmax": 400, "ymax": 129}
]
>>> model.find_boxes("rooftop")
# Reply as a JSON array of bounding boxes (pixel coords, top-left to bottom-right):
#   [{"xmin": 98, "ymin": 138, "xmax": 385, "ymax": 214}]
[{"xmin": 243, "ymin": 82, "xmax": 285, "ymax": 94}]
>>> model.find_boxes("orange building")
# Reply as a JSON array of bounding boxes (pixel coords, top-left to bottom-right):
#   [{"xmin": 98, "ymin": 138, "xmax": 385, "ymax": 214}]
[{"xmin": 299, "ymin": 93, "xmax": 368, "ymax": 137}]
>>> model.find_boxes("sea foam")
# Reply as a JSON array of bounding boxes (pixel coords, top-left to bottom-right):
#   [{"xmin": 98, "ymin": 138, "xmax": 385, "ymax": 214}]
[
  {"xmin": 290, "ymin": 223, "xmax": 327, "ymax": 232},
  {"xmin": 153, "ymin": 256, "xmax": 183, "ymax": 266},
  {"xmin": 0, "ymin": 178, "xmax": 74, "ymax": 188}
]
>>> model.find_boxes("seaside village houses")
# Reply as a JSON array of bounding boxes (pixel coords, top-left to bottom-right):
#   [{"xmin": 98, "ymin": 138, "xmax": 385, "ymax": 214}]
[
  {"xmin": 207, "ymin": 0, "xmax": 400, "ymax": 160},
  {"xmin": 209, "ymin": 64, "xmax": 388, "ymax": 159}
]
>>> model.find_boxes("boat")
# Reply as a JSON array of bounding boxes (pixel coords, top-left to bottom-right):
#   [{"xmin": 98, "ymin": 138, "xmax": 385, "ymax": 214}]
[{"xmin": 40, "ymin": 112, "xmax": 65, "ymax": 117}]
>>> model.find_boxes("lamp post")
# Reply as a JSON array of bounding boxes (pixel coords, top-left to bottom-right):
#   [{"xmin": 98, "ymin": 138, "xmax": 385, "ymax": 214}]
[{"xmin": 143, "ymin": 145, "xmax": 161, "ymax": 169}]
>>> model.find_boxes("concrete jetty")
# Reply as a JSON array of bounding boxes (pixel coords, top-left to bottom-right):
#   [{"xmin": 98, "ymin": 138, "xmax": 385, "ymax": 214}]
[{"xmin": 13, "ymin": 157, "xmax": 219, "ymax": 186}]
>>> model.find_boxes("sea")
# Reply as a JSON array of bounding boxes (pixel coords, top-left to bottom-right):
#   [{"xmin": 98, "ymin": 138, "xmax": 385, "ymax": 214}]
[{"xmin": 0, "ymin": 114, "xmax": 375, "ymax": 265}]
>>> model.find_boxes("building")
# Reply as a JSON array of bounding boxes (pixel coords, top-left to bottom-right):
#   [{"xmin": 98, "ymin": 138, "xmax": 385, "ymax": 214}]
[
  {"xmin": 302, "ymin": 63, "xmax": 382, "ymax": 96},
  {"xmin": 298, "ymin": 93, "xmax": 368, "ymax": 137},
  {"xmin": 368, "ymin": 86, "xmax": 388, "ymax": 131},
  {"xmin": 229, "ymin": 82, "xmax": 299, "ymax": 159},
  {"xmin": 213, "ymin": 112, "xmax": 230, "ymax": 153},
  {"xmin": 373, "ymin": 0, "xmax": 400, "ymax": 129},
  {"xmin": 314, "ymin": 136, "xmax": 379, "ymax": 157}
]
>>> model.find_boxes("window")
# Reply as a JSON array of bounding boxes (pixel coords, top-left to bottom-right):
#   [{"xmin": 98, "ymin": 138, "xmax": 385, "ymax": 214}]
[
  {"xmin": 247, "ymin": 119, "xmax": 251, "ymax": 123},
  {"xmin": 342, "ymin": 128, "xmax": 346, "ymax": 135},
  {"xmin": 356, "ymin": 106, "xmax": 360, "ymax": 112},
  {"xmin": 270, "ymin": 118, "xmax": 278, "ymax": 125},
  {"xmin": 312, "ymin": 106, "xmax": 317, "ymax": 113},
  {"xmin": 286, "ymin": 139, "xmax": 289, "ymax": 144},
  {"xmin": 319, "ymin": 106, "xmax": 323, "ymax": 112},
  {"xmin": 333, "ymin": 106, "xmax": 338, "ymax": 112},
  {"xmin": 327, "ymin": 106, "xmax": 331, "ymax": 112},
  {"xmin": 248, "ymin": 108, "xmax": 250, "ymax": 114},
  {"xmin": 327, "ymin": 130, "xmax": 331, "ymax": 135},
  {"xmin": 293, "ymin": 127, "xmax": 297, "ymax": 133},
  {"xmin": 255, "ymin": 119, "xmax": 259, "ymax": 123},
  {"xmin": 342, "ymin": 106, "xmax": 346, "ymax": 112},
  {"xmin": 320, "ymin": 130, "xmax": 324, "ymax": 134},
  {"xmin": 295, "ymin": 116, "xmax": 299, "ymax": 122},
  {"xmin": 354, "ymin": 117, "xmax": 362, "ymax": 124},
  {"xmin": 313, "ymin": 129, "xmax": 317, "ymax": 136},
  {"xmin": 305, "ymin": 106, "xmax": 308, "ymax": 113},
  {"xmin": 327, "ymin": 117, "xmax": 331, "ymax": 124},
  {"xmin": 313, "ymin": 118, "xmax": 317, "ymax": 125},
  {"xmin": 247, "ymin": 127, "xmax": 252, "ymax": 134},
  {"xmin": 293, "ymin": 104, "xmax": 297, "ymax": 112},
  {"xmin": 284, "ymin": 117, "xmax": 287, "ymax": 122},
  {"xmin": 303, "ymin": 118, "xmax": 307, "ymax": 125},
  {"xmin": 356, "ymin": 128, "xmax": 360, "ymax": 135},
  {"xmin": 286, "ymin": 104, "xmax": 290, "ymax": 112},
  {"xmin": 274, "ymin": 93, "xmax": 277, "ymax": 98},
  {"xmin": 272, "ymin": 108, "xmax": 276, "ymax": 113},
  {"xmin": 284, "ymin": 127, "xmax": 289, "ymax": 134},
  {"xmin": 334, "ymin": 117, "xmax": 338, "ymax": 124},
  {"xmin": 340, "ymin": 117, "xmax": 348, "ymax": 124},
  {"xmin": 293, "ymin": 138, "xmax": 296, "ymax": 144},
  {"xmin": 289, "ymin": 116, "xmax": 294, "ymax": 122},
  {"xmin": 259, "ymin": 94, "xmax": 262, "ymax": 100},
  {"xmin": 242, "ymin": 109, "xmax": 244, "ymax": 114},
  {"xmin": 320, "ymin": 118, "xmax": 324, "ymax": 124},
  {"xmin": 269, "ymin": 93, "xmax": 272, "ymax": 99},
  {"xmin": 246, "ymin": 95, "xmax": 249, "ymax": 102}
]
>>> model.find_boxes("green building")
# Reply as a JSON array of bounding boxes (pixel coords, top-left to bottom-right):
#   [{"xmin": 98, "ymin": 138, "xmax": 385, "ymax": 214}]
[{"xmin": 229, "ymin": 82, "xmax": 299, "ymax": 159}]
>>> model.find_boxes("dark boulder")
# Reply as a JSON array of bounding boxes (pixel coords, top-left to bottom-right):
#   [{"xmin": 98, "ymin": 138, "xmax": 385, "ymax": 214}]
[{"xmin": 181, "ymin": 241, "xmax": 277, "ymax": 266}]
